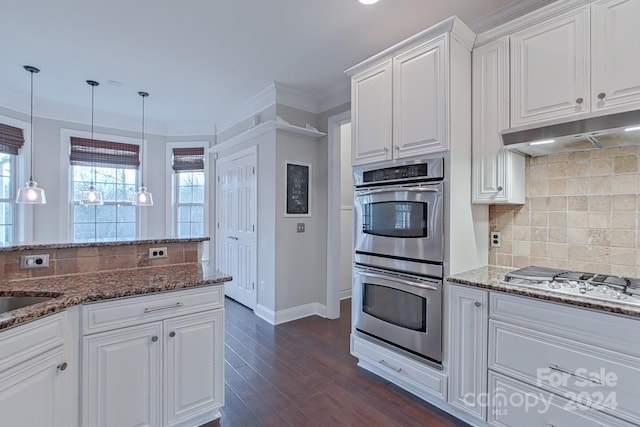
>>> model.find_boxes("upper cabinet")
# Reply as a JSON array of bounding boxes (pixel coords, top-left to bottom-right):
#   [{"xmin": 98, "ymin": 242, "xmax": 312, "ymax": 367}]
[
  {"xmin": 348, "ymin": 18, "xmax": 474, "ymax": 166},
  {"xmin": 510, "ymin": 6, "xmax": 590, "ymax": 127},
  {"xmin": 472, "ymin": 38, "xmax": 525, "ymax": 204},
  {"xmin": 510, "ymin": 0, "xmax": 640, "ymax": 128}
]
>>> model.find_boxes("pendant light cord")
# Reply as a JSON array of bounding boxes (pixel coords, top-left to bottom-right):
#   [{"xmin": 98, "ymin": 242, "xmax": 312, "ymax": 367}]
[
  {"xmin": 141, "ymin": 93, "xmax": 145, "ymax": 187},
  {"xmin": 91, "ymin": 83, "xmax": 95, "ymax": 186},
  {"xmin": 29, "ymin": 69, "xmax": 34, "ymax": 182}
]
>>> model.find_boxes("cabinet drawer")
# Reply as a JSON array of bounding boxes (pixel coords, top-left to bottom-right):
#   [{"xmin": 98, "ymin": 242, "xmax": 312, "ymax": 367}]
[
  {"xmin": 82, "ymin": 285, "xmax": 223, "ymax": 335},
  {"xmin": 488, "ymin": 371, "xmax": 633, "ymax": 427},
  {"xmin": 490, "ymin": 292, "xmax": 640, "ymax": 358},
  {"xmin": 489, "ymin": 320, "xmax": 640, "ymax": 424},
  {"xmin": 0, "ymin": 313, "xmax": 65, "ymax": 372},
  {"xmin": 351, "ymin": 334, "xmax": 447, "ymax": 400}
]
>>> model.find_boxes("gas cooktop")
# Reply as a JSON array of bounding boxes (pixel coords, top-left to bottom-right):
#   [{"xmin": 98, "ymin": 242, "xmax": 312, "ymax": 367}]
[{"xmin": 504, "ymin": 266, "xmax": 640, "ymax": 306}]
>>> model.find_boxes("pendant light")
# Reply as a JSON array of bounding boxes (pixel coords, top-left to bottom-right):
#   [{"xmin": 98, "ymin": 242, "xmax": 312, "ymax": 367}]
[
  {"xmin": 16, "ymin": 65, "xmax": 46, "ymax": 204},
  {"xmin": 132, "ymin": 91, "xmax": 153, "ymax": 206},
  {"xmin": 80, "ymin": 80, "xmax": 104, "ymax": 206}
]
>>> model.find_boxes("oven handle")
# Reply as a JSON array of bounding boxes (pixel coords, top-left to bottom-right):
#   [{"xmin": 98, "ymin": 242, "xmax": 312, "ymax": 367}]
[
  {"xmin": 357, "ymin": 271, "xmax": 439, "ymax": 291},
  {"xmin": 356, "ymin": 185, "xmax": 440, "ymax": 196}
]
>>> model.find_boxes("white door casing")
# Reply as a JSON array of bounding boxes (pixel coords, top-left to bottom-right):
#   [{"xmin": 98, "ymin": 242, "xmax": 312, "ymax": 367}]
[{"xmin": 216, "ymin": 147, "xmax": 258, "ymax": 310}]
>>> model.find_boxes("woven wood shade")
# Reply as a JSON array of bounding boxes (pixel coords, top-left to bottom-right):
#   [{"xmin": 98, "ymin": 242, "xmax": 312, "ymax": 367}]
[
  {"xmin": 70, "ymin": 137, "xmax": 140, "ymax": 169},
  {"xmin": 0, "ymin": 123, "xmax": 25, "ymax": 155},
  {"xmin": 172, "ymin": 147, "xmax": 205, "ymax": 171}
]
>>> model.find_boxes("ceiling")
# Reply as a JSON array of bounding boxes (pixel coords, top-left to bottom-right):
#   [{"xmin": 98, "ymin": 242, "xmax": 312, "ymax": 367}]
[{"xmin": 1, "ymin": 0, "xmax": 552, "ymax": 135}]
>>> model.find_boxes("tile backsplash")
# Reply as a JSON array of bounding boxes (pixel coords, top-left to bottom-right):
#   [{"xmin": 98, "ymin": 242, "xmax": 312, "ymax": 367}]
[{"xmin": 489, "ymin": 145, "xmax": 640, "ymax": 277}]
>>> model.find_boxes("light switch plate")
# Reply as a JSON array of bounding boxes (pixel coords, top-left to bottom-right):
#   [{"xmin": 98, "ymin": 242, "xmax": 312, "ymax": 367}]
[{"xmin": 297, "ymin": 223, "xmax": 305, "ymax": 233}]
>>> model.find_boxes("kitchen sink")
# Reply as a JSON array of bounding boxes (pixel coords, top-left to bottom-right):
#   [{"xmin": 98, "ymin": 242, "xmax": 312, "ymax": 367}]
[{"xmin": 0, "ymin": 296, "xmax": 54, "ymax": 314}]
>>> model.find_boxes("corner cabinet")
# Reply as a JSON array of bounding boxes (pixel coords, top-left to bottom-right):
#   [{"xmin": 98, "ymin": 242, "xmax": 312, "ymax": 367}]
[
  {"xmin": 447, "ymin": 284, "xmax": 489, "ymax": 421},
  {"xmin": 472, "ymin": 38, "xmax": 525, "ymax": 204},
  {"xmin": 510, "ymin": 0, "xmax": 640, "ymax": 127},
  {"xmin": 348, "ymin": 17, "xmax": 475, "ymax": 166},
  {"xmin": 82, "ymin": 286, "xmax": 224, "ymax": 427}
]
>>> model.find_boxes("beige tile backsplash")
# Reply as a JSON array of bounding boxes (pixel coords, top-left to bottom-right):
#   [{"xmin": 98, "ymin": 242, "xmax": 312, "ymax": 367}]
[{"xmin": 489, "ymin": 146, "xmax": 640, "ymax": 277}]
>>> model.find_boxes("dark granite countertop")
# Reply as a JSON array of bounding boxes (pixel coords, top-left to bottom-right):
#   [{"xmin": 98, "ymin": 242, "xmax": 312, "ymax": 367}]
[
  {"xmin": 0, "ymin": 237, "xmax": 210, "ymax": 253},
  {"xmin": 0, "ymin": 264, "xmax": 231, "ymax": 330},
  {"xmin": 447, "ymin": 265, "xmax": 640, "ymax": 318}
]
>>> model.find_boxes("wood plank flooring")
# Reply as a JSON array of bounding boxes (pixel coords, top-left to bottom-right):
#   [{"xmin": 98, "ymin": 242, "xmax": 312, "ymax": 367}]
[{"xmin": 204, "ymin": 297, "xmax": 469, "ymax": 427}]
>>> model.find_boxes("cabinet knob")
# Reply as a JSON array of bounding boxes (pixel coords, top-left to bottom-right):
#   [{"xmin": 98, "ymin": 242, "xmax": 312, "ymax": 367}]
[
  {"xmin": 383, "ymin": 146, "xmax": 389, "ymax": 153},
  {"xmin": 474, "ymin": 301, "xmax": 482, "ymax": 308},
  {"xmin": 169, "ymin": 331, "xmax": 176, "ymax": 338},
  {"xmin": 496, "ymin": 186, "xmax": 503, "ymax": 192},
  {"xmin": 57, "ymin": 362, "xmax": 68, "ymax": 371},
  {"xmin": 575, "ymin": 97, "xmax": 584, "ymax": 105},
  {"xmin": 597, "ymin": 92, "xmax": 606, "ymax": 100},
  {"xmin": 151, "ymin": 336, "xmax": 159, "ymax": 342}
]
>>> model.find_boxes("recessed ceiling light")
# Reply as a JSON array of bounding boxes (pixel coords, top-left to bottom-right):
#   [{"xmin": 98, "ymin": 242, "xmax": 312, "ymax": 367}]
[
  {"xmin": 359, "ymin": 0, "xmax": 379, "ymax": 4},
  {"xmin": 107, "ymin": 80, "xmax": 122, "ymax": 87},
  {"xmin": 529, "ymin": 139, "xmax": 555, "ymax": 146}
]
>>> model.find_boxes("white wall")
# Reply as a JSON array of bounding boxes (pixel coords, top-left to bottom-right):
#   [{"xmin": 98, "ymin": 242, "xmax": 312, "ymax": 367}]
[{"xmin": 339, "ymin": 122, "xmax": 353, "ymax": 298}]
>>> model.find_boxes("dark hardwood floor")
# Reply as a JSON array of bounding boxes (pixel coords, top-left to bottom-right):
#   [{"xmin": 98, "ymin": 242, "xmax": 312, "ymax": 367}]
[{"xmin": 204, "ymin": 297, "xmax": 469, "ymax": 427}]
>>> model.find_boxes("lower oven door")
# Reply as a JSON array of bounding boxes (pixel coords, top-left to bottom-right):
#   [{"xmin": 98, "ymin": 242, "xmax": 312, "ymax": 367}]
[{"xmin": 353, "ymin": 266, "xmax": 442, "ymax": 363}]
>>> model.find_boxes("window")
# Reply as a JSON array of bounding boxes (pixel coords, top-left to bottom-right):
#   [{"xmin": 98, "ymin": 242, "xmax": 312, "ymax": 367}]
[
  {"xmin": 172, "ymin": 147, "xmax": 205, "ymax": 238},
  {"xmin": 0, "ymin": 123, "xmax": 25, "ymax": 245},
  {"xmin": 70, "ymin": 137, "xmax": 140, "ymax": 242}
]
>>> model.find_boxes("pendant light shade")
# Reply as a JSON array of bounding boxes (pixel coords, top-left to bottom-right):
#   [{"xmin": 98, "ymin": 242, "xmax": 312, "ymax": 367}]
[
  {"xmin": 133, "ymin": 91, "xmax": 153, "ymax": 206},
  {"xmin": 16, "ymin": 65, "xmax": 46, "ymax": 204},
  {"xmin": 80, "ymin": 80, "xmax": 104, "ymax": 206}
]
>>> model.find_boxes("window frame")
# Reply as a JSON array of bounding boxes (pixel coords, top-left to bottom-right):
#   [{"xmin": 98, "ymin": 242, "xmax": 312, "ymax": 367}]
[
  {"xmin": 60, "ymin": 129, "xmax": 145, "ymax": 242},
  {"xmin": 165, "ymin": 141, "xmax": 209, "ymax": 238},
  {"xmin": 0, "ymin": 115, "xmax": 30, "ymax": 244}
]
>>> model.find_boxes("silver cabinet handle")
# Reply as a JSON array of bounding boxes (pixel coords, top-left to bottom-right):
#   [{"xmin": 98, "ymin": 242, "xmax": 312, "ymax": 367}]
[
  {"xmin": 144, "ymin": 302, "xmax": 184, "ymax": 314},
  {"xmin": 57, "ymin": 362, "xmax": 68, "ymax": 371},
  {"xmin": 358, "ymin": 271, "xmax": 438, "ymax": 291},
  {"xmin": 576, "ymin": 97, "xmax": 584, "ymax": 104},
  {"xmin": 378, "ymin": 359, "xmax": 403, "ymax": 373},
  {"xmin": 169, "ymin": 331, "xmax": 176, "ymax": 338},
  {"xmin": 227, "ymin": 236, "xmax": 239, "ymax": 240},
  {"xmin": 549, "ymin": 364, "xmax": 602, "ymax": 385},
  {"xmin": 151, "ymin": 336, "xmax": 159, "ymax": 342},
  {"xmin": 597, "ymin": 92, "xmax": 606, "ymax": 100},
  {"xmin": 474, "ymin": 301, "xmax": 482, "ymax": 308}
]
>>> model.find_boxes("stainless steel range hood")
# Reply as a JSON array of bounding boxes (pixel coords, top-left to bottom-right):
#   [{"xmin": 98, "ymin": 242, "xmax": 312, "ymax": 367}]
[{"xmin": 501, "ymin": 109, "xmax": 640, "ymax": 156}]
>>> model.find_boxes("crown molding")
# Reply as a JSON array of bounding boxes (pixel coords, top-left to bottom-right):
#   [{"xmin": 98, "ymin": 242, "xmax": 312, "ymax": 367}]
[
  {"xmin": 317, "ymin": 86, "xmax": 351, "ymax": 114},
  {"xmin": 468, "ymin": 0, "xmax": 557, "ymax": 35}
]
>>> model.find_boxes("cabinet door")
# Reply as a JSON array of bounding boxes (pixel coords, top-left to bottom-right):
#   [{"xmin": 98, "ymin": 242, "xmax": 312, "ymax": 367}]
[
  {"xmin": 510, "ymin": 6, "xmax": 590, "ymax": 127},
  {"xmin": 0, "ymin": 348, "xmax": 70, "ymax": 427},
  {"xmin": 592, "ymin": 0, "xmax": 640, "ymax": 112},
  {"xmin": 448, "ymin": 284, "xmax": 489, "ymax": 420},
  {"xmin": 164, "ymin": 310, "xmax": 224, "ymax": 426},
  {"xmin": 472, "ymin": 38, "xmax": 525, "ymax": 204},
  {"xmin": 351, "ymin": 60, "xmax": 392, "ymax": 165},
  {"xmin": 83, "ymin": 323, "xmax": 162, "ymax": 427},
  {"xmin": 393, "ymin": 35, "xmax": 447, "ymax": 158}
]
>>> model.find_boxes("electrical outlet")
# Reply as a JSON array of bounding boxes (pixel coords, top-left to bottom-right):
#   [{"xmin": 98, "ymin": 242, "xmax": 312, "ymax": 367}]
[
  {"xmin": 149, "ymin": 247, "xmax": 168, "ymax": 259},
  {"xmin": 20, "ymin": 254, "xmax": 50, "ymax": 269},
  {"xmin": 297, "ymin": 223, "xmax": 305, "ymax": 233},
  {"xmin": 490, "ymin": 231, "xmax": 502, "ymax": 248}
]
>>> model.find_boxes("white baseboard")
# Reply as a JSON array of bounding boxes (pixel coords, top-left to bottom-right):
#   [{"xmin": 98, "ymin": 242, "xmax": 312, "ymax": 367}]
[
  {"xmin": 255, "ymin": 302, "xmax": 328, "ymax": 325},
  {"xmin": 339, "ymin": 289, "xmax": 352, "ymax": 300}
]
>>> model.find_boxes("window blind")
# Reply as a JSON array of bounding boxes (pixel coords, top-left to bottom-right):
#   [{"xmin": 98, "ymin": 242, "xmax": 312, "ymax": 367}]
[
  {"xmin": 172, "ymin": 147, "xmax": 205, "ymax": 172},
  {"xmin": 70, "ymin": 137, "xmax": 140, "ymax": 169},
  {"xmin": 0, "ymin": 123, "xmax": 25, "ymax": 155}
]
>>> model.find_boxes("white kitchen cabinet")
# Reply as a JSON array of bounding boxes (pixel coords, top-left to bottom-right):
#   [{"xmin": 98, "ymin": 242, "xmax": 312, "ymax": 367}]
[
  {"xmin": 510, "ymin": 6, "xmax": 590, "ymax": 127},
  {"xmin": 0, "ymin": 312, "xmax": 75, "ymax": 427},
  {"xmin": 351, "ymin": 60, "xmax": 392, "ymax": 165},
  {"xmin": 591, "ymin": 0, "xmax": 640, "ymax": 112},
  {"xmin": 348, "ymin": 17, "xmax": 474, "ymax": 166},
  {"xmin": 447, "ymin": 284, "xmax": 489, "ymax": 420},
  {"xmin": 164, "ymin": 310, "xmax": 223, "ymax": 426},
  {"xmin": 82, "ymin": 286, "xmax": 224, "ymax": 427},
  {"xmin": 472, "ymin": 38, "xmax": 525, "ymax": 204}
]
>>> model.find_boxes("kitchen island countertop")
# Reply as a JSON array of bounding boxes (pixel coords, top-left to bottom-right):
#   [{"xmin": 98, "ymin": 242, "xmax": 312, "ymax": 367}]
[{"xmin": 447, "ymin": 265, "xmax": 640, "ymax": 318}]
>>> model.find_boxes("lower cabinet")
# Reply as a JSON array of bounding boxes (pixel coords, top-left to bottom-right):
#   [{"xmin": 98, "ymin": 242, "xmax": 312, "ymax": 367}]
[
  {"xmin": 0, "ymin": 313, "xmax": 75, "ymax": 427},
  {"xmin": 82, "ymin": 287, "xmax": 224, "ymax": 427},
  {"xmin": 447, "ymin": 284, "xmax": 489, "ymax": 420}
]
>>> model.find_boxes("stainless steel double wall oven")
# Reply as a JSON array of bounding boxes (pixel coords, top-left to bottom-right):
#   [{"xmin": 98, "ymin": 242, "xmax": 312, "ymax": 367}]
[{"xmin": 353, "ymin": 158, "xmax": 444, "ymax": 366}]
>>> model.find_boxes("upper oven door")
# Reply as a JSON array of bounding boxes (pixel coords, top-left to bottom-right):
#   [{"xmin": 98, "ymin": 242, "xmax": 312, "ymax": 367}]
[{"xmin": 354, "ymin": 182, "xmax": 443, "ymax": 263}]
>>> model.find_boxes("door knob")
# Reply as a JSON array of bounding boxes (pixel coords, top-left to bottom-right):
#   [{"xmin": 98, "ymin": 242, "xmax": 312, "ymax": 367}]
[
  {"xmin": 151, "ymin": 336, "xmax": 159, "ymax": 342},
  {"xmin": 597, "ymin": 92, "xmax": 606, "ymax": 100},
  {"xmin": 169, "ymin": 331, "xmax": 176, "ymax": 338},
  {"xmin": 57, "ymin": 362, "xmax": 68, "ymax": 371},
  {"xmin": 575, "ymin": 97, "xmax": 584, "ymax": 104},
  {"xmin": 474, "ymin": 301, "xmax": 482, "ymax": 308}
]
